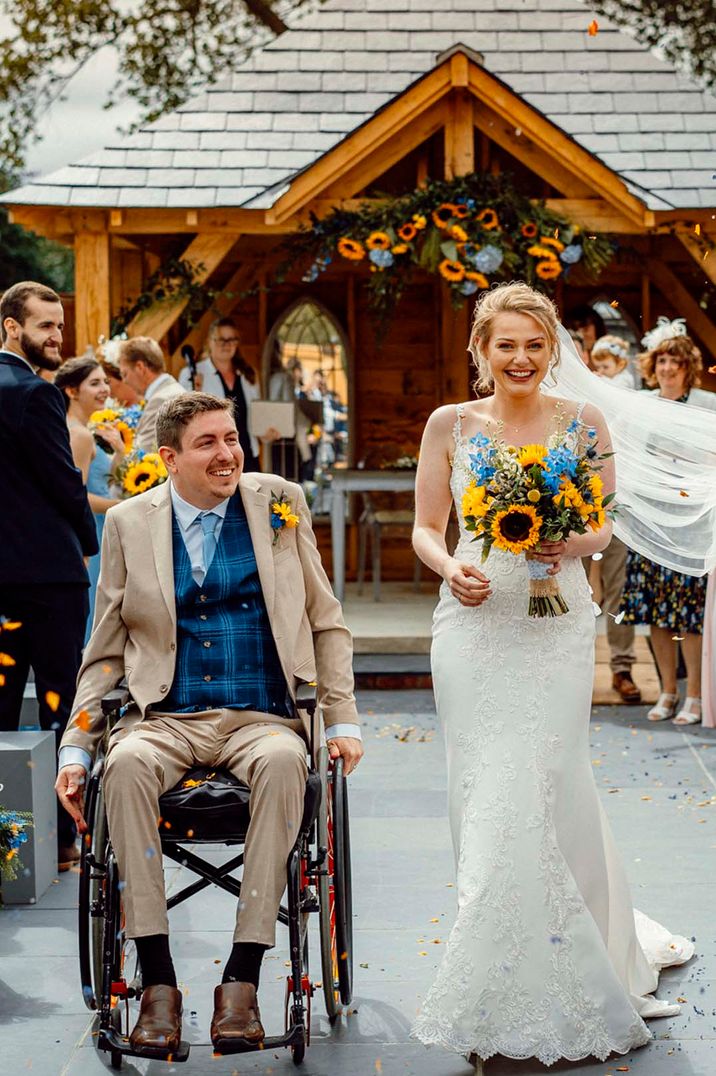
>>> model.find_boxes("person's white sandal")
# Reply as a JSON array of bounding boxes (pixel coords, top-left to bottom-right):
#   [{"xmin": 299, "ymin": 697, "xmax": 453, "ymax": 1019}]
[
  {"xmin": 673, "ymin": 697, "xmax": 702, "ymax": 726},
  {"xmin": 647, "ymin": 692, "xmax": 679, "ymax": 721}
]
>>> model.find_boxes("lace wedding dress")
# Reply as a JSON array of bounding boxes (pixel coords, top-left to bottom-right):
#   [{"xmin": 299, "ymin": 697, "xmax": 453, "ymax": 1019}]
[{"xmin": 412, "ymin": 405, "xmax": 693, "ymax": 1067}]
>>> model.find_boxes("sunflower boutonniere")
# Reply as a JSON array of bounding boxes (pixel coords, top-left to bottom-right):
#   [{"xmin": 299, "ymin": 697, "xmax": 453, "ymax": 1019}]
[{"xmin": 270, "ymin": 491, "xmax": 300, "ymax": 545}]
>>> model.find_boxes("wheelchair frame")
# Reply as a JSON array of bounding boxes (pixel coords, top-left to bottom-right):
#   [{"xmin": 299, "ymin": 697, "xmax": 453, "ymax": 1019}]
[{"xmin": 77, "ymin": 684, "xmax": 353, "ymax": 1068}]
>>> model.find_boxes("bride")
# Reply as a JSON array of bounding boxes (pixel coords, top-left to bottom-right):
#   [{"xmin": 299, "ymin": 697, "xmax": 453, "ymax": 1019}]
[{"xmin": 410, "ymin": 282, "xmax": 698, "ymax": 1067}]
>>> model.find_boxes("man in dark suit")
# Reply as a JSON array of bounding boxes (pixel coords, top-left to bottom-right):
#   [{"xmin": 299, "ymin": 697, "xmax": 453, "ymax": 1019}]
[{"xmin": 0, "ymin": 281, "xmax": 99, "ymax": 870}]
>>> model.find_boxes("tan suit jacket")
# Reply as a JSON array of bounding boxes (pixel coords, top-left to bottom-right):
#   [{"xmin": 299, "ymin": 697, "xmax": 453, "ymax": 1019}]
[
  {"xmin": 134, "ymin": 375, "xmax": 186, "ymax": 453},
  {"xmin": 62, "ymin": 474, "xmax": 358, "ymax": 761}
]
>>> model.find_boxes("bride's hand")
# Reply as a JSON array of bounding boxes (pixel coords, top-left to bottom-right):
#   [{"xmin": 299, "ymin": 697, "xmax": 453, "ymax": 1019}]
[
  {"xmin": 530, "ymin": 540, "xmax": 568, "ymax": 576},
  {"xmin": 443, "ymin": 558, "xmax": 492, "ymax": 606}
]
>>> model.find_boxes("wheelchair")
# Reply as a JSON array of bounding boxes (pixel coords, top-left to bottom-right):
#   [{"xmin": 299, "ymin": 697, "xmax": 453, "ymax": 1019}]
[{"xmin": 77, "ymin": 684, "xmax": 353, "ymax": 1067}]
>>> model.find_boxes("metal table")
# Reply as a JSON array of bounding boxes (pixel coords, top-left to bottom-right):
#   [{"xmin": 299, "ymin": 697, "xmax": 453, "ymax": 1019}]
[{"xmin": 329, "ymin": 468, "xmax": 416, "ymax": 601}]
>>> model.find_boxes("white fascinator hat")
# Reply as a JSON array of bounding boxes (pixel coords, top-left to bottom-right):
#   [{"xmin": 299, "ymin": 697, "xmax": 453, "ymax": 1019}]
[{"xmin": 640, "ymin": 316, "xmax": 688, "ymax": 352}]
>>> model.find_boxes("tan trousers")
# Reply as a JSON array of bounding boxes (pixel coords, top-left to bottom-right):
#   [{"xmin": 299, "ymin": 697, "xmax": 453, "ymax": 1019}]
[
  {"xmin": 584, "ymin": 535, "xmax": 635, "ymax": 674},
  {"xmin": 103, "ymin": 709, "xmax": 308, "ymax": 946}
]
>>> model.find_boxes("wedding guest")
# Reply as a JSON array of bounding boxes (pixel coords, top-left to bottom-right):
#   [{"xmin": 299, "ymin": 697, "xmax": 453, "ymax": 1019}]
[
  {"xmin": 178, "ymin": 317, "xmax": 261, "ymax": 470},
  {"xmin": 118, "ymin": 337, "xmax": 185, "ymax": 452},
  {"xmin": 591, "ymin": 334, "xmax": 635, "ymax": 388},
  {"xmin": 102, "ymin": 358, "xmax": 141, "ymax": 408},
  {"xmin": 0, "ymin": 281, "xmax": 98, "ymax": 872},
  {"xmin": 565, "ymin": 304, "xmax": 606, "ymax": 367},
  {"xmin": 622, "ymin": 319, "xmax": 716, "ymax": 724},
  {"xmin": 267, "ymin": 351, "xmax": 312, "ymax": 481},
  {"xmin": 55, "ymin": 357, "xmax": 126, "ymax": 640}
]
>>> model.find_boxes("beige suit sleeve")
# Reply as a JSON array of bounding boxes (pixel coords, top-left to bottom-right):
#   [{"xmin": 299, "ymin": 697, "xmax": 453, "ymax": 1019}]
[
  {"xmin": 134, "ymin": 394, "xmax": 161, "ymax": 453},
  {"xmin": 60, "ymin": 509, "xmax": 130, "ymax": 761},
  {"xmin": 292, "ymin": 483, "xmax": 359, "ymax": 728}
]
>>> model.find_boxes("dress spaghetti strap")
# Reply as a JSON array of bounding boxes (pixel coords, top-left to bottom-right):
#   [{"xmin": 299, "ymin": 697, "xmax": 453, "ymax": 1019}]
[{"xmin": 453, "ymin": 403, "xmax": 466, "ymax": 444}]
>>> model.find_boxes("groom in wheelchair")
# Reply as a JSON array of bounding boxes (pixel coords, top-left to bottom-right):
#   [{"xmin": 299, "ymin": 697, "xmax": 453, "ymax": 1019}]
[{"xmin": 55, "ymin": 392, "xmax": 361, "ymax": 1057}]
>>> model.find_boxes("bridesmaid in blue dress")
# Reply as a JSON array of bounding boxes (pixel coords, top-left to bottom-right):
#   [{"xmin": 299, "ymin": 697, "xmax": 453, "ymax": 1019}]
[{"xmin": 55, "ymin": 357, "xmax": 127, "ymax": 641}]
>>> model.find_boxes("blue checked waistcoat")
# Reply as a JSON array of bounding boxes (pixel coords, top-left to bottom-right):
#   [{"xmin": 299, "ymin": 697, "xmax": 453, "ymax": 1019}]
[{"xmin": 162, "ymin": 493, "xmax": 292, "ymax": 716}]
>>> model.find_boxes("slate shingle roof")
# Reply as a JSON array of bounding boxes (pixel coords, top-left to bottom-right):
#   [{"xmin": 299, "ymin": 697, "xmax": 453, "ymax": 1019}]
[{"xmin": 5, "ymin": 0, "xmax": 716, "ymax": 212}]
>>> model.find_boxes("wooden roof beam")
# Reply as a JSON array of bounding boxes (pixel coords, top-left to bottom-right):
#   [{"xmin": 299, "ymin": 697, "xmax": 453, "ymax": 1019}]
[
  {"xmin": 127, "ymin": 232, "xmax": 239, "ymax": 341},
  {"xmin": 169, "ymin": 261, "xmax": 260, "ymax": 372},
  {"xmin": 648, "ymin": 259, "xmax": 716, "ymax": 357},
  {"xmin": 677, "ymin": 230, "xmax": 716, "ymax": 288}
]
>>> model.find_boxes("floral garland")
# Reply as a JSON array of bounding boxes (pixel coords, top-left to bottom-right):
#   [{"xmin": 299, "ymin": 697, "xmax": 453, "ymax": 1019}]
[{"xmin": 286, "ymin": 174, "xmax": 614, "ymax": 323}]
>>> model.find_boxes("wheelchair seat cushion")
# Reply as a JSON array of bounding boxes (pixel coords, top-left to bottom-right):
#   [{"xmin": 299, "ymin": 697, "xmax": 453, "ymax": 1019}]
[{"xmin": 158, "ymin": 768, "xmax": 251, "ymax": 842}]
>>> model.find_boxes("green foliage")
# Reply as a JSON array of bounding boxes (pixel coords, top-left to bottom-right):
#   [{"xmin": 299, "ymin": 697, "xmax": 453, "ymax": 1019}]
[
  {"xmin": 595, "ymin": 0, "xmax": 716, "ymax": 87},
  {"xmin": 0, "ymin": 0, "xmax": 298, "ymax": 173},
  {"xmin": 284, "ymin": 173, "xmax": 615, "ymax": 330},
  {"xmin": 0, "ymin": 173, "xmax": 74, "ymax": 292}
]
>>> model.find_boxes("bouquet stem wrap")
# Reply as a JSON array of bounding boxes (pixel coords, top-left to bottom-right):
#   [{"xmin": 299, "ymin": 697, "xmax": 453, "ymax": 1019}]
[{"xmin": 525, "ymin": 553, "xmax": 569, "ymax": 618}]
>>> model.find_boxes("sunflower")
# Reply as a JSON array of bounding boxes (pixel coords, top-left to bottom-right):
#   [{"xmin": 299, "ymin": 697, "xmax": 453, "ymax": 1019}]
[
  {"xmin": 450, "ymin": 224, "xmax": 469, "ymax": 242},
  {"xmin": 412, "ymin": 214, "xmax": 427, "ymax": 230},
  {"xmin": 116, "ymin": 420, "xmax": 134, "ymax": 452},
  {"xmin": 521, "ymin": 222, "xmax": 538, "ymax": 238},
  {"xmin": 462, "ymin": 482, "xmax": 489, "ymax": 520},
  {"xmin": 491, "ymin": 505, "xmax": 542, "ymax": 554},
  {"xmin": 141, "ymin": 452, "xmax": 168, "ymax": 478},
  {"xmin": 453, "ymin": 203, "xmax": 469, "ymax": 219},
  {"xmin": 465, "ymin": 271, "xmax": 489, "ymax": 289},
  {"xmin": 540, "ymin": 235, "xmax": 565, "ymax": 253},
  {"xmin": 476, "ymin": 208, "xmax": 499, "ymax": 230},
  {"xmin": 89, "ymin": 408, "xmax": 119, "ymax": 425},
  {"xmin": 536, "ymin": 259, "xmax": 562, "ymax": 280},
  {"xmin": 337, "ymin": 237, "xmax": 365, "ymax": 261},
  {"xmin": 527, "ymin": 244, "xmax": 558, "ymax": 260},
  {"xmin": 398, "ymin": 222, "xmax": 417, "ymax": 242},
  {"xmin": 553, "ymin": 480, "xmax": 589, "ymax": 517},
  {"xmin": 588, "ymin": 507, "xmax": 606, "ymax": 531},
  {"xmin": 438, "ymin": 259, "xmax": 466, "ymax": 282},
  {"xmin": 366, "ymin": 231, "xmax": 391, "ymax": 250},
  {"xmin": 587, "ymin": 473, "xmax": 604, "ymax": 500},
  {"xmin": 123, "ymin": 460, "xmax": 162, "ymax": 496},
  {"xmin": 432, "ymin": 203, "xmax": 459, "ymax": 229},
  {"xmin": 517, "ymin": 443, "xmax": 547, "ymax": 469},
  {"xmin": 391, "ymin": 243, "xmax": 409, "ymax": 254}
]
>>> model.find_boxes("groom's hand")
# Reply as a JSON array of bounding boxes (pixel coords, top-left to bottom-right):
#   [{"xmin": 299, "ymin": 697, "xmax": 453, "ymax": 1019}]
[{"xmin": 327, "ymin": 737, "xmax": 363, "ymax": 776}]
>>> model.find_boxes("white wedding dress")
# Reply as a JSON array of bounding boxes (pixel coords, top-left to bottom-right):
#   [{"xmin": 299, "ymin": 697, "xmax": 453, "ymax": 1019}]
[{"xmin": 412, "ymin": 405, "xmax": 693, "ymax": 1067}]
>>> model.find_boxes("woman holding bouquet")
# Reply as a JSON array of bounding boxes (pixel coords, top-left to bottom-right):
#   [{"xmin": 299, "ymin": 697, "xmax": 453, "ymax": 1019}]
[
  {"xmin": 411, "ymin": 283, "xmax": 692, "ymax": 1067},
  {"xmin": 55, "ymin": 357, "xmax": 127, "ymax": 638}
]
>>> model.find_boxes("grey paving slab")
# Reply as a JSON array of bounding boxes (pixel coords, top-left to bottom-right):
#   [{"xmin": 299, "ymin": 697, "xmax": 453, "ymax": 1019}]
[{"xmin": 4, "ymin": 688, "xmax": 716, "ymax": 1075}]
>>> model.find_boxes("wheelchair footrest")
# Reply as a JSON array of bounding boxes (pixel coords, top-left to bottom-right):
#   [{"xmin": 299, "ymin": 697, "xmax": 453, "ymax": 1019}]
[
  {"xmin": 212, "ymin": 1026, "xmax": 305, "ymax": 1055},
  {"xmin": 99, "ymin": 1026, "xmax": 191, "ymax": 1063}
]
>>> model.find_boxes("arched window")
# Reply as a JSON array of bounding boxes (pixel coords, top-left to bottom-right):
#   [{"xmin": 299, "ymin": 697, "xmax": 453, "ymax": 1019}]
[{"xmin": 263, "ymin": 298, "xmax": 352, "ymax": 513}]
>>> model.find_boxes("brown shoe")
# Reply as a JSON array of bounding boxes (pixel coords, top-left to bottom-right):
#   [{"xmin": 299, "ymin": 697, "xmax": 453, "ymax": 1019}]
[
  {"xmin": 211, "ymin": 982, "xmax": 265, "ymax": 1051},
  {"xmin": 613, "ymin": 671, "xmax": 642, "ymax": 705},
  {"xmin": 57, "ymin": 844, "xmax": 80, "ymax": 872},
  {"xmin": 129, "ymin": 984, "xmax": 183, "ymax": 1053}
]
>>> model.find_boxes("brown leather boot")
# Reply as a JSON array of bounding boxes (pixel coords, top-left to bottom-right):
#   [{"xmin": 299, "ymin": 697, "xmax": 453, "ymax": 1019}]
[
  {"xmin": 211, "ymin": 982, "xmax": 265, "ymax": 1050},
  {"xmin": 129, "ymin": 985, "xmax": 183, "ymax": 1052},
  {"xmin": 613, "ymin": 671, "xmax": 642, "ymax": 705}
]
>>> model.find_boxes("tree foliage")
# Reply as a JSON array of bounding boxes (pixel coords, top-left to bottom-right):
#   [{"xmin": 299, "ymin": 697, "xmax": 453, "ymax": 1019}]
[
  {"xmin": 594, "ymin": 0, "xmax": 716, "ymax": 89},
  {"xmin": 0, "ymin": 0, "xmax": 300, "ymax": 173}
]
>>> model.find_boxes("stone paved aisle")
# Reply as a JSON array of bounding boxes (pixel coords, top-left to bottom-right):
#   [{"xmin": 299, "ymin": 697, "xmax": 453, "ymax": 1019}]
[{"xmin": 2, "ymin": 690, "xmax": 716, "ymax": 1076}]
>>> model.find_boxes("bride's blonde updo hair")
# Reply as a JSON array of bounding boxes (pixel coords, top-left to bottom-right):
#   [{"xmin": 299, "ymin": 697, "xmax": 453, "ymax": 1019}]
[{"xmin": 468, "ymin": 282, "xmax": 560, "ymax": 392}]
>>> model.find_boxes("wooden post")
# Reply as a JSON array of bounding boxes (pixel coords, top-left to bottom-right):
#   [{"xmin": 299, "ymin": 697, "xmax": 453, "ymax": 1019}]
[
  {"xmin": 444, "ymin": 92, "xmax": 474, "ymax": 179},
  {"xmin": 640, "ymin": 272, "xmax": 651, "ymax": 333},
  {"xmin": 74, "ymin": 230, "xmax": 111, "ymax": 351},
  {"xmin": 441, "ymin": 291, "xmax": 470, "ymax": 402}
]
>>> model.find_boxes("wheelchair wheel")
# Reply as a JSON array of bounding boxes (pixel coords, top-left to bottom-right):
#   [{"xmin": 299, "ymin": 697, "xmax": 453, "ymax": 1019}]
[
  {"xmin": 317, "ymin": 751, "xmax": 353, "ymax": 1018},
  {"xmin": 78, "ymin": 770, "xmax": 108, "ymax": 1010},
  {"xmin": 332, "ymin": 757, "xmax": 353, "ymax": 1005}
]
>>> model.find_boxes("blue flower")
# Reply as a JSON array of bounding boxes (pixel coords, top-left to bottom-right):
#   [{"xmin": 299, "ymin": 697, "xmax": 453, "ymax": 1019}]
[
  {"xmin": 468, "ymin": 435, "xmax": 497, "ymax": 483},
  {"xmin": 543, "ymin": 445, "xmax": 579, "ymax": 492},
  {"xmin": 369, "ymin": 248, "xmax": 394, "ymax": 268},
  {"xmin": 560, "ymin": 244, "xmax": 583, "ymax": 265},
  {"xmin": 473, "ymin": 244, "xmax": 503, "ymax": 273},
  {"xmin": 302, "ymin": 265, "xmax": 320, "ymax": 282},
  {"xmin": 271, "ymin": 514, "xmax": 283, "ymax": 530},
  {"xmin": 460, "ymin": 280, "xmax": 479, "ymax": 296}
]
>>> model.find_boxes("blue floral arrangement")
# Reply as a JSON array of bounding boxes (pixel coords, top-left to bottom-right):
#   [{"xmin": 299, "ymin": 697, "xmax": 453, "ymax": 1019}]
[{"xmin": 0, "ymin": 808, "xmax": 33, "ymax": 883}]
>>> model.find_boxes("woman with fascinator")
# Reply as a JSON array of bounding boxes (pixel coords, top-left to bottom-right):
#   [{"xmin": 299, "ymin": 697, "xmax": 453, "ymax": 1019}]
[
  {"xmin": 621, "ymin": 318, "xmax": 716, "ymax": 725},
  {"xmin": 411, "ymin": 284, "xmax": 716, "ymax": 1068}
]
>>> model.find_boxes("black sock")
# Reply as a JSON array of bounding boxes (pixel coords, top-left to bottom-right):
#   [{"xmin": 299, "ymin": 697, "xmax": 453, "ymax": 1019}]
[
  {"xmin": 222, "ymin": 942, "xmax": 268, "ymax": 988},
  {"xmin": 135, "ymin": 934, "xmax": 177, "ymax": 989}
]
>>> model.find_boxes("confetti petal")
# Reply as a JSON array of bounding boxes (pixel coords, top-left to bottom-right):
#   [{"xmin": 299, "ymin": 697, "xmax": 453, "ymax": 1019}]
[
  {"xmin": 77, "ymin": 709, "xmax": 92, "ymax": 732},
  {"xmin": 679, "ymin": 490, "xmax": 689, "ymax": 497},
  {"xmin": 45, "ymin": 691, "xmax": 61, "ymax": 712},
  {"xmin": 587, "ymin": 18, "xmax": 599, "ymax": 35},
  {"xmin": 0, "ymin": 652, "xmax": 16, "ymax": 666}
]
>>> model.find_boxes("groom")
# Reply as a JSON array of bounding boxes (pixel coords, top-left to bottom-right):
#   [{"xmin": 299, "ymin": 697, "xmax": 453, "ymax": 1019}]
[{"xmin": 55, "ymin": 391, "xmax": 361, "ymax": 1054}]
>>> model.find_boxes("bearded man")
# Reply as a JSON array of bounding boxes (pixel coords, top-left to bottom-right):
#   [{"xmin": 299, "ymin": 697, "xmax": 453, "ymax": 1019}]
[{"xmin": 0, "ymin": 281, "xmax": 98, "ymax": 871}]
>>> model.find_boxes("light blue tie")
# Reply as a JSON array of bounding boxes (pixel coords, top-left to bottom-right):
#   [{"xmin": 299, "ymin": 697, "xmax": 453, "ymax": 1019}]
[{"xmin": 199, "ymin": 512, "xmax": 220, "ymax": 578}]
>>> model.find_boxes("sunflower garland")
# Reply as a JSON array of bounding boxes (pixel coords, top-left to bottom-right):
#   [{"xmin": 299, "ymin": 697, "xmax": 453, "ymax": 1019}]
[{"xmin": 283, "ymin": 173, "xmax": 614, "ymax": 328}]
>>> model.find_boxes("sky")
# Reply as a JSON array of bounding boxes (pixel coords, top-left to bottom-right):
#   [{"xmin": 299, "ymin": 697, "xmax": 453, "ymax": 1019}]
[{"xmin": 24, "ymin": 47, "xmax": 140, "ymax": 179}]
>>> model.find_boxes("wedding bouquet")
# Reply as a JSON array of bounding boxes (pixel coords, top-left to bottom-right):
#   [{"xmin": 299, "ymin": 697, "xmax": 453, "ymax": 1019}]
[
  {"xmin": 113, "ymin": 449, "xmax": 168, "ymax": 498},
  {"xmin": 88, "ymin": 403, "xmax": 143, "ymax": 453},
  {"xmin": 462, "ymin": 418, "xmax": 614, "ymax": 617},
  {"xmin": 0, "ymin": 807, "xmax": 33, "ymax": 883}
]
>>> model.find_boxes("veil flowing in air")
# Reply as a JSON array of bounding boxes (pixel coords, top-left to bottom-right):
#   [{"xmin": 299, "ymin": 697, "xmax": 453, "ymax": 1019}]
[{"xmin": 544, "ymin": 327, "xmax": 716, "ymax": 577}]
